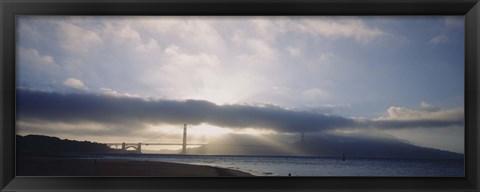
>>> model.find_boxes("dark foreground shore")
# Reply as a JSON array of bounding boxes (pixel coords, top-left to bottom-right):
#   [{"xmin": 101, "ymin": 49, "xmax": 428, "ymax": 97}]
[{"xmin": 17, "ymin": 157, "xmax": 253, "ymax": 176}]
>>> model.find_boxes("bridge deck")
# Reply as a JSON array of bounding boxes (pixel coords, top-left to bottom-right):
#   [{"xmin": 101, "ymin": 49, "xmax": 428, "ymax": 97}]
[{"xmin": 105, "ymin": 143, "xmax": 206, "ymax": 146}]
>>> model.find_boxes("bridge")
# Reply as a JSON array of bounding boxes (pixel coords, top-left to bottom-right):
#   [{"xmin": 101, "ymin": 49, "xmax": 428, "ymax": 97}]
[
  {"xmin": 105, "ymin": 142, "xmax": 207, "ymax": 154},
  {"xmin": 105, "ymin": 124, "xmax": 206, "ymax": 154},
  {"xmin": 105, "ymin": 124, "xmax": 307, "ymax": 154}
]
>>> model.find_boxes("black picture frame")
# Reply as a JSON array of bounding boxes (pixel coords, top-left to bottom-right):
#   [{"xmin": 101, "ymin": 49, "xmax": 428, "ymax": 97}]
[{"xmin": 1, "ymin": 0, "xmax": 479, "ymax": 191}]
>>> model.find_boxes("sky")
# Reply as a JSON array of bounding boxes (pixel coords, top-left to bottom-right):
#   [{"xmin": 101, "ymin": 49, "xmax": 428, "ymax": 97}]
[{"xmin": 16, "ymin": 16, "xmax": 465, "ymax": 153}]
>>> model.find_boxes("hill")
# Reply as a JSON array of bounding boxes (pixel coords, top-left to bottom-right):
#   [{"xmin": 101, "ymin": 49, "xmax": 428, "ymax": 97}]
[
  {"xmin": 16, "ymin": 134, "xmax": 113, "ymax": 156},
  {"xmin": 187, "ymin": 133, "xmax": 463, "ymax": 159}
]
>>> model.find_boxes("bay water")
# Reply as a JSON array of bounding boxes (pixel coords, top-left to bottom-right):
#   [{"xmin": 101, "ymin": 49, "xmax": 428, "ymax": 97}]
[{"xmin": 103, "ymin": 154, "xmax": 464, "ymax": 176}]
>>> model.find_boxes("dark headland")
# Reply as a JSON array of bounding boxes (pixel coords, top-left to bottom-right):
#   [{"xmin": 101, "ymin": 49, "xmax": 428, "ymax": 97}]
[{"xmin": 16, "ymin": 135, "xmax": 252, "ymax": 176}]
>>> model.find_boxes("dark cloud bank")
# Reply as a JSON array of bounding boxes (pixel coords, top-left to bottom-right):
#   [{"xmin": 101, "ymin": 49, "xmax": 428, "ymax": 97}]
[
  {"xmin": 17, "ymin": 89, "xmax": 463, "ymax": 133},
  {"xmin": 17, "ymin": 89, "xmax": 465, "ymax": 158}
]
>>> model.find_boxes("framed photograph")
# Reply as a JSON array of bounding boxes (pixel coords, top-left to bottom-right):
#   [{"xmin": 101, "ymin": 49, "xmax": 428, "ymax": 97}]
[{"xmin": 1, "ymin": 0, "xmax": 479, "ymax": 191}]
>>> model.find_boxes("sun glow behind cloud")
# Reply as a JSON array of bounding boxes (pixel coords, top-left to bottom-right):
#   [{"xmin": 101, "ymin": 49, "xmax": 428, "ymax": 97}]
[{"xmin": 188, "ymin": 124, "xmax": 229, "ymax": 137}]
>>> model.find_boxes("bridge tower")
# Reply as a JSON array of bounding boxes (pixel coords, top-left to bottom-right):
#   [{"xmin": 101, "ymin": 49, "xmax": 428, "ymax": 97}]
[
  {"xmin": 122, "ymin": 142, "xmax": 126, "ymax": 150},
  {"xmin": 137, "ymin": 142, "xmax": 142, "ymax": 153},
  {"xmin": 182, "ymin": 124, "xmax": 187, "ymax": 154}
]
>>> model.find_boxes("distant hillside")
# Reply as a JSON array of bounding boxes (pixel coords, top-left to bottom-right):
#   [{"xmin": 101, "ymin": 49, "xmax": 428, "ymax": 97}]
[
  {"xmin": 294, "ymin": 134, "xmax": 464, "ymax": 159},
  {"xmin": 187, "ymin": 133, "xmax": 464, "ymax": 159},
  {"xmin": 17, "ymin": 135, "xmax": 113, "ymax": 156}
]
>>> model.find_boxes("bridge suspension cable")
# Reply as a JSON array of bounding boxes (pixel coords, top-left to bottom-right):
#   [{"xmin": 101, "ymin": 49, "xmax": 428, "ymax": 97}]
[{"xmin": 140, "ymin": 125, "xmax": 182, "ymax": 143}]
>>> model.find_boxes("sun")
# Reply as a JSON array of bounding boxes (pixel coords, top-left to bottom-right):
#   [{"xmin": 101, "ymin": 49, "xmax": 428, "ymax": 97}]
[{"xmin": 188, "ymin": 123, "xmax": 229, "ymax": 137}]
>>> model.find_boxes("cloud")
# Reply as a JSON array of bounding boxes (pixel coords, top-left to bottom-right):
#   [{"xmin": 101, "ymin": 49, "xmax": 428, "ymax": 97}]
[
  {"xmin": 180, "ymin": 19, "xmax": 227, "ymax": 53},
  {"xmin": 292, "ymin": 17, "xmax": 385, "ymax": 43},
  {"xmin": 249, "ymin": 17, "xmax": 288, "ymax": 42},
  {"xmin": 58, "ymin": 21, "xmax": 103, "ymax": 54},
  {"xmin": 302, "ymin": 88, "xmax": 330, "ymax": 100},
  {"xmin": 18, "ymin": 47, "xmax": 55, "ymax": 65},
  {"xmin": 376, "ymin": 104, "xmax": 463, "ymax": 122},
  {"xmin": 140, "ymin": 45, "xmax": 232, "ymax": 102},
  {"xmin": 16, "ymin": 89, "xmax": 355, "ymax": 134},
  {"xmin": 370, "ymin": 102, "xmax": 464, "ymax": 129},
  {"xmin": 63, "ymin": 78, "xmax": 87, "ymax": 90},
  {"xmin": 232, "ymin": 29, "xmax": 277, "ymax": 65},
  {"xmin": 17, "ymin": 20, "xmax": 44, "ymax": 42},
  {"xmin": 430, "ymin": 34, "xmax": 449, "ymax": 44},
  {"xmin": 16, "ymin": 47, "xmax": 64, "ymax": 89},
  {"xmin": 100, "ymin": 22, "xmax": 161, "ymax": 54},
  {"xmin": 16, "ymin": 17, "xmax": 389, "ymax": 107},
  {"xmin": 99, "ymin": 88, "xmax": 142, "ymax": 98},
  {"xmin": 286, "ymin": 47, "xmax": 301, "ymax": 57},
  {"xmin": 318, "ymin": 52, "xmax": 336, "ymax": 63},
  {"xmin": 304, "ymin": 52, "xmax": 337, "ymax": 72},
  {"xmin": 365, "ymin": 118, "xmax": 463, "ymax": 130},
  {"xmin": 163, "ymin": 45, "xmax": 220, "ymax": 67},
  {"xmin": 444, "ymin": 16, "xmax": 463, "ymax": 28},
  {"xmin": 420, "ymin": 101, "xmax": 440, "ymax": 112},
  {"xmin": 16, "ymin": 89, "xmax": 464, "ymax": 138},
  {"xmin": 134, "ymin": 17, "xmax": 227, "ymax": 53}
]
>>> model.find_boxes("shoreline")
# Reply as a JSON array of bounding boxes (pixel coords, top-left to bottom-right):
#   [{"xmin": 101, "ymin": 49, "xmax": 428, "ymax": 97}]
[{"xmin": 17, "ymin": 156, "xmax": 253, "ymax": 177}]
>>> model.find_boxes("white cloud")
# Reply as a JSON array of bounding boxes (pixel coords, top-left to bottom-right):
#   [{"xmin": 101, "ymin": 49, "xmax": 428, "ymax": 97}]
[
  {"xmin": 63, "ymin": 78, "xmax": 87, "ymax": 90},
  {"xmin": 141, "ymin": 45, "xmax": 231, "ymax": 102},
  {"xmin": 430, "ymin": 34, "xmax": 449, "ymax": 44},
  {"xmin": 182, "ymin": 20, "xmax": 227, "ymax": 53},
  {"xmin": 377, "ymin": 102, "xmax": 463, "ymax": 122},
  {"xmin": 58, "ymin": 21, "xmax": 103, "ymax": 54},
  {"xmin": 358, "ymin": 102, "xmax": 464, "ymax": 153},
  {"xmin": 292, "ymin": 17, "xmax": 385, "ymax": 43},
  {"xmin": 139, "ymin": 38, "xmax": 161, "ymax": 53},
  {"xmin": 135, "ymin": 17, "xmax": 226, "ymax": 54},
  {"xmin": 101, "ymin": 23, "xmax": 161, "ymax": 54},
  {"xmin": 100, "ymin": 88, "xmax": 143, "ymax": 99},
  {"xmin": 18, "ymin": 47, "xmax": 55, "ymax": 65},
  {"xmin": 232, "ymin": 29, "xmax": 277, "ymax": 66},
  {"xmin": 246, "ymin": 39, "xmax": 275, "ymax": 59},
  {"xmin": 163, "ymin": 45, "xmax": 220, "ymax": 67},
  {"xmin": 250, "ymin": 17, "xmax": 288, "ymax": 42},
  {"xmin": 117, "ymin": 24, "xmax": 142, "ymax": 42}
]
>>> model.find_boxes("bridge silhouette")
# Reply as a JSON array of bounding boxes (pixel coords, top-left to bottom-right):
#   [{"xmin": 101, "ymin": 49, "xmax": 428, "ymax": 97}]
[
  {"xmin": 105, "ymin": 124, "xmax": 307, "ymax": 154},
  {"xmin": 105, "ymin": 124, "xmax": 206, "ymax": 154}
]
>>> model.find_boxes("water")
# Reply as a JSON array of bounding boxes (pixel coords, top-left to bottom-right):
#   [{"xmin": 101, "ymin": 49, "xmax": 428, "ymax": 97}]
[{"xmin": 102, "ymin": 154, "xmax": 464, "ymax": 176}]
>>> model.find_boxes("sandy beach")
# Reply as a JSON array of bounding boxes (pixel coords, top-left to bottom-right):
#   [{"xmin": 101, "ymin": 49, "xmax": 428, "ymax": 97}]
[{"xmin": 17, "ymin": 156, "xmax": 253, "ymax": 176}]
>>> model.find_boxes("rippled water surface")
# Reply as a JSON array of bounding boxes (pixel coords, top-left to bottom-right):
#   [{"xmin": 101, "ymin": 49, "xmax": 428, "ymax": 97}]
[{"xmin": 104, "ymin": 154, "xmax": 464, "ymax": 176}]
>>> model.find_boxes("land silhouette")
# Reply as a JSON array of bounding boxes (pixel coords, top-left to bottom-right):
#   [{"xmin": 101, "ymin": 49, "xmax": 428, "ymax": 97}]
[
  {"xmin": 16, "ymin": 135, "xmax": 251, "ymax": 176},
  {"xmin": 17, "ymin": 134, "xmax": 462, "ymax": 159}
]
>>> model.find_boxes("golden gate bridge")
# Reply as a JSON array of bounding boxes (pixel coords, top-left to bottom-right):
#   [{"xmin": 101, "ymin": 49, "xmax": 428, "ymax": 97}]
[
  {"xmin": 104, "ymin": 124, "xmax": 307, "ymax": 154},
  {"xmin": 104, "ymin": 124, "xmax": 205, "ymax": 154}
]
